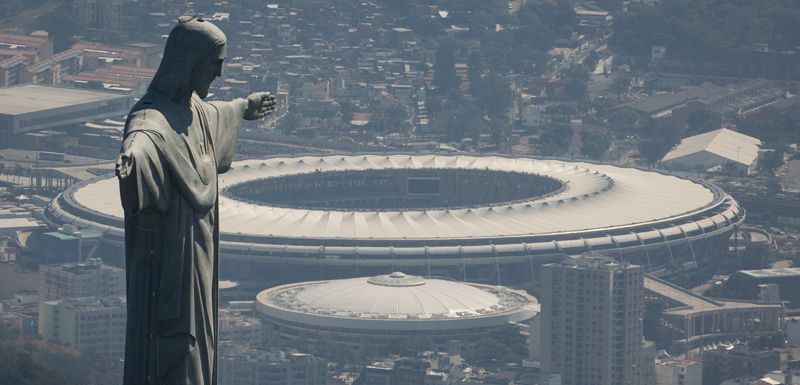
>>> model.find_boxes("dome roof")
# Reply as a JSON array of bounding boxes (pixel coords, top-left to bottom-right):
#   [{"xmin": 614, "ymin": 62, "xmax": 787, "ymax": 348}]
[
  {"xmin": 256, "ymin": 273, "xmax": 538, "ymax": 331},
  {"xmin": 293, "ymin": 273, "xmax": 502, "ymax": 317}
]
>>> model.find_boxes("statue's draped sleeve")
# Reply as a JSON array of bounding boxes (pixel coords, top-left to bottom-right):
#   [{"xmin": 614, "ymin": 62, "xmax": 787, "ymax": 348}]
[
  {"xmin": 118, "ymin": 129, "xmax": 171, "ymax": 215},
  {"xmin": 206, "ymin": 99, "xmax": 245, "ymax": 174}
]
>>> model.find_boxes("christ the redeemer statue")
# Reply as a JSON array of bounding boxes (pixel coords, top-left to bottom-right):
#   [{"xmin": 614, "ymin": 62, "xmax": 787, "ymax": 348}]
[{"xmin": 115, "ymin": 16, "xmax": 275, "ymax": 385}]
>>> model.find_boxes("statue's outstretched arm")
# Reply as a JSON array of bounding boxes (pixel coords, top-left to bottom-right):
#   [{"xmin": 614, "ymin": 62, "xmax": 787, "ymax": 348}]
[{"xmin": 206, "ymin": 92, "xmax": 276, "ymax": 173}]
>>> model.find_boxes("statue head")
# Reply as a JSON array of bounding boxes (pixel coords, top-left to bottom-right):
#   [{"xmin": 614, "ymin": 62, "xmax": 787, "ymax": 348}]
[{"xmin": 149, "ymin": 16, "xmax": 227, "ymax": 102}]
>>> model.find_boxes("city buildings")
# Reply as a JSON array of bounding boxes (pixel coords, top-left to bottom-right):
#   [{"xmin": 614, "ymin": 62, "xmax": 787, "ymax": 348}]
[
  {"xmin": 38, "ymin": 295, "xmax": 126, "ymax": 359},
  {"xmin": 37, "ymin": 258, "xmax": 127, "ymax": 358},
  {"xmin": 703, "ymin": 346, "xmax": 781, "ymax": 385},
  {"xmin": 730, "ymin": 268, "xmax": 800, "ymax": 308},
  {"xmin": 644, "ymin": 276, "xmax": 784, "ymax": 350},
  {"xmin": 539, "ymin": 254, "xmax": 654, "ymax": 385},
  {"xmin": 655, "ymin": 358, "xmax": 702, "ymax": 385},
  {"xmin": 72, "ymin": 0, "xmax": 124, "ymax": 34},
  {"xmin": 219, "ymin": 349, "xmax": 327, "ymax": 385},
  {"xmin": 358, "ymin": 357, "xmax": 448, "ymax": 385},
  {"xmin": 219, "ymin": 301, "xmax": 263, "ymax": 348},
  {"xmin": 0, "ymin": 33, "xmax": 53, "ymax": 87},
  {"xmin": 39, "ymin": 257, "xmax": 125, "ymax": 301}
]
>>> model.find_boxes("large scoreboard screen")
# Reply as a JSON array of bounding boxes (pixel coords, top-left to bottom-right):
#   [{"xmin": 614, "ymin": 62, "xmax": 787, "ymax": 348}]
[{"xmin": 407, "ymin": 177, "xmax": 440, "ymax": 195}]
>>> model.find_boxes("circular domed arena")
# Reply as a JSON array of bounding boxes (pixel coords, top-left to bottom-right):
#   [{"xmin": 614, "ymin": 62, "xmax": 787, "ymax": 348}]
[
  {"xmin": 255, "ymin": 272, "xmax": 539, "ymax": 354},
  {"xmin": 45, "ymin": 154, "xmax": 743, "ymax": 284}
]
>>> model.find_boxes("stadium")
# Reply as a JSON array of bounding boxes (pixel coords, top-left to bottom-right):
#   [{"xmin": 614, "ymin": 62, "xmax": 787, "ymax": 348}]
[
  {"xmin": 256, "ymin": 271, "xmax": 539, "ymax": 353},
  {"xmin": 44, "ymin": 154, "xmax": 744, "ymax": 284}
]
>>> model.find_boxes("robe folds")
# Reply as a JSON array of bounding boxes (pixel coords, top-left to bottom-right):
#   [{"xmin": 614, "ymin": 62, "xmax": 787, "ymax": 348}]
[{"xmin": 119, "ymin": 91, "xmax": 242, "ymax": 385}]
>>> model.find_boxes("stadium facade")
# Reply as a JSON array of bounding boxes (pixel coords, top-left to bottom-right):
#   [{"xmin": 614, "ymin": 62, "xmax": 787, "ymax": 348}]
[{"xmin": 44, "ymin": 154, "xmax": 744, "ymax": 284}]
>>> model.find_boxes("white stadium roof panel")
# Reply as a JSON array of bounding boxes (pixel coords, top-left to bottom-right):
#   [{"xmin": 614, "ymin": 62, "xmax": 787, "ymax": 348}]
[
  {"xmin": 73, "ymin": 155, "xmax": 721, "ymax": 240},
  {"xmin": 53, "ymin": 155, "xmax": 743, "ymax": 265}
]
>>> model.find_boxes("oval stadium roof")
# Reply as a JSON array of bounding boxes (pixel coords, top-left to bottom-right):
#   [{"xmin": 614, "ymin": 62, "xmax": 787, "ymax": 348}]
[{"xmin": 68, "ymin": 154, "xmax": 722, "ymax": 242}]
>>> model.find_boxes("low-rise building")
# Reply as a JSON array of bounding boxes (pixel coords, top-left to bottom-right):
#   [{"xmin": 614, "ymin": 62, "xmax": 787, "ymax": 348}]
[
  {"xmin": 38, "ymin": 296, "xmax": 126, "ymax": 358},
  {"xmin": 219, "ymin": 349, "xmax": 327, "ymax": 385},
  {"xmin": 358, "ymin": 357, "xmax": 448, "ymax": 385},
  {"xmin": 660, "ymin": 128, "xmax": 762, "ymax": 175},
  {"xmin": 0, "ymin": 84, "xmax": 132, "ymax": 146},
  {"xmin": 655, "ymin": 358, "xmax": 702, "ymax": 385},
  {"xmin": 39, "ymin": 257, "xmax": 125, "ymax": 301},
  {"xmin": 220, "ymin": 302, "xmax": 263, "ymax": 348},
  {"xmin": 703, "ymin": 346, "xmax": 780, "ymax": 385}
]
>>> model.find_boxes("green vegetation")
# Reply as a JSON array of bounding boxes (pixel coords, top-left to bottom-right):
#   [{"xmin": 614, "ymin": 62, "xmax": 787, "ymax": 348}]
[
  {"xmin": 637, "ymin": 120, "xmax": 681, "ymax": 166},
  {"xmin": 433, "ymin": 39, "xmax": 460, "ymax": 93},
  {"xmin": 739, "ymin": 109, "xmax": 800, "ymax": 148},
  {"xmin": 613, "ymin": 0, "xmax": 800, "ymax": 58},
  {"xmin": 0, "ymin": 323, "xmax": 122, "ymax": 385},
  {"xmin": 643, "ymin": 301, "xmax": 672, "ymax": 349},
  {"xmin": 462, "ymin": 325, "xmax": 528, "ymax": 370}
]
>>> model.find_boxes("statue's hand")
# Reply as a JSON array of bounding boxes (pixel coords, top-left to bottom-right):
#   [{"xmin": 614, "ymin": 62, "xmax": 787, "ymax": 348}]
[
  {"xmin": 116, "ymin": 152, "xmax": 133, "ymax": 179},
  {"xmin": 244, "ymin": 92, "xmax": 277, "ymax": 120}
]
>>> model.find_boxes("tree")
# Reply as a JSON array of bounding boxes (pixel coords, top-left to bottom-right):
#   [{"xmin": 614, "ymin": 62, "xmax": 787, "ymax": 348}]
[
  {"xmin": 685, "ymin": 109, "xmax": 720, "ymax": 136},
  {"xmin": 470, "ymin": 75, "xmax": 513, "ymax": 119},
  {"xmin": 750, "ymin": 332, "xmax": 787, "ymax": 350},
  {"xmin": 34, "ymin": 12, "xmax": 78, "ymax": 52},
  {"xmin": 339, "ymin": 100, "xmax": 355, "ymax": 126},
  {"xmin": 638, "ymin": 139, "xmax": 667, "ymax": 166},
  {"xmin": 583, "ymin": 51, "xmax": 600, "ymax": 73},
  {"xmin": 467, "ymin": 50, "xmax": 484, "ymax": 84},
  {"xmin": 637, "ymin": 120, "xmax": 681, "ymax": 165},
  {"xmin": 462, "ymin": 326, "xmax": 527, "ymax": 370},
  {"xmin": 0, "ymin": 348, "xmax": 69, "ymax": 385},
  {"xmin": 643, "ymin": 301, "xmax": 670, "ymax": 348},
  {"xmin": 374, "ymin": 104, "xmax": 410, "ymax": 133},
  {"xmin": 580, "ymin": 128, "xmax": 612, "ymax": 160},
  {"xmin": 538, "ymin": 122, "xmax": 573, "ymax": 156},
  {"xmin": 435, "ymin": 101, "xmax": 483, "ymax": 142},
  {"xmin": 759, "ymin": 149, "xmax": 784, "ymax": 175},
  {"xmin": 490, "ymin": 118, "xmax": 511, "ymax": 147},
  {"xmin": 564, "ymin": 78, "xmax": 588, "ymax": 100},
  {"xmin": 608, "ymin": 109, "xmax": 650, "ymax": 138},
  {"xmin": 609, "ymin": 75, "xmax": 631, "ymax": 95},
  {"xmin": 433, "ymin": 40, "xmax": 460, "ymax": 93},
  {"xmin": 766, "ymin": 176, "xmax": 781, "ymax": 198}
]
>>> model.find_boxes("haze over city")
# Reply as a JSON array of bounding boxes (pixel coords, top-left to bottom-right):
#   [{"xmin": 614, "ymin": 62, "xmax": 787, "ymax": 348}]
[{"xmin": 0, "ymin": 1, "xmax": 799, "ymax": 385}]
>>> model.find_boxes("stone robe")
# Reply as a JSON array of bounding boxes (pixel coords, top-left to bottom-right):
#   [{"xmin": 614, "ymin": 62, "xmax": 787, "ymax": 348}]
[{"xmin": 119, "ymin": 91, "xmax": 242, "ymax": 385}]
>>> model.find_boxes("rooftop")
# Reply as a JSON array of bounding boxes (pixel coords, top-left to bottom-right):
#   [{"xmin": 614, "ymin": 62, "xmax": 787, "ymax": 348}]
[
  {"xmin": 0, "ymin": 84, "xmax": 129, "ymax": 116},
  {"xmin": 617, "ymin": 84, "xmax": 722, "ymax": 115},
  {"xmin": 661, "ymin": 128, "xmax": 761, "ymax": 166},
  {"xmin": 257, "ymin": 273, "xmax": 538, "ymax": 330},
  {"xmin": 262, "ymin": 273, "xmax": 535, "ymax": 320},
  {"xmin": 71, "ymin": 155, "xmax": 721, "ymax": 241},
  {"xmin": 737, "ymin": 268, "xmax": 800, "ymax": 279}
]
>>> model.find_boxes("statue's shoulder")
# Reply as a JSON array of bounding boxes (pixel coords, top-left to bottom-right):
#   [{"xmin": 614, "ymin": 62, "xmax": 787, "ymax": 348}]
[{"xmin": 124, "ymin": 94, "xmax": 177, "ymax": 136}]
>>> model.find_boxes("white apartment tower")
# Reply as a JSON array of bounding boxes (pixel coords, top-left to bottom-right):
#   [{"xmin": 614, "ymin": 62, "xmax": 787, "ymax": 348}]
[{"xmin": 540, "ymin": 254, "xmax": 654, "ymax": 385}]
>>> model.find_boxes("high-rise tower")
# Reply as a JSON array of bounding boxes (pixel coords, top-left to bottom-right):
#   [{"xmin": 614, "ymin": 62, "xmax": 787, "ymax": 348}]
[{"xmin": 540, "ymin": 254, "xmax": 654, "ymax": 385}]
